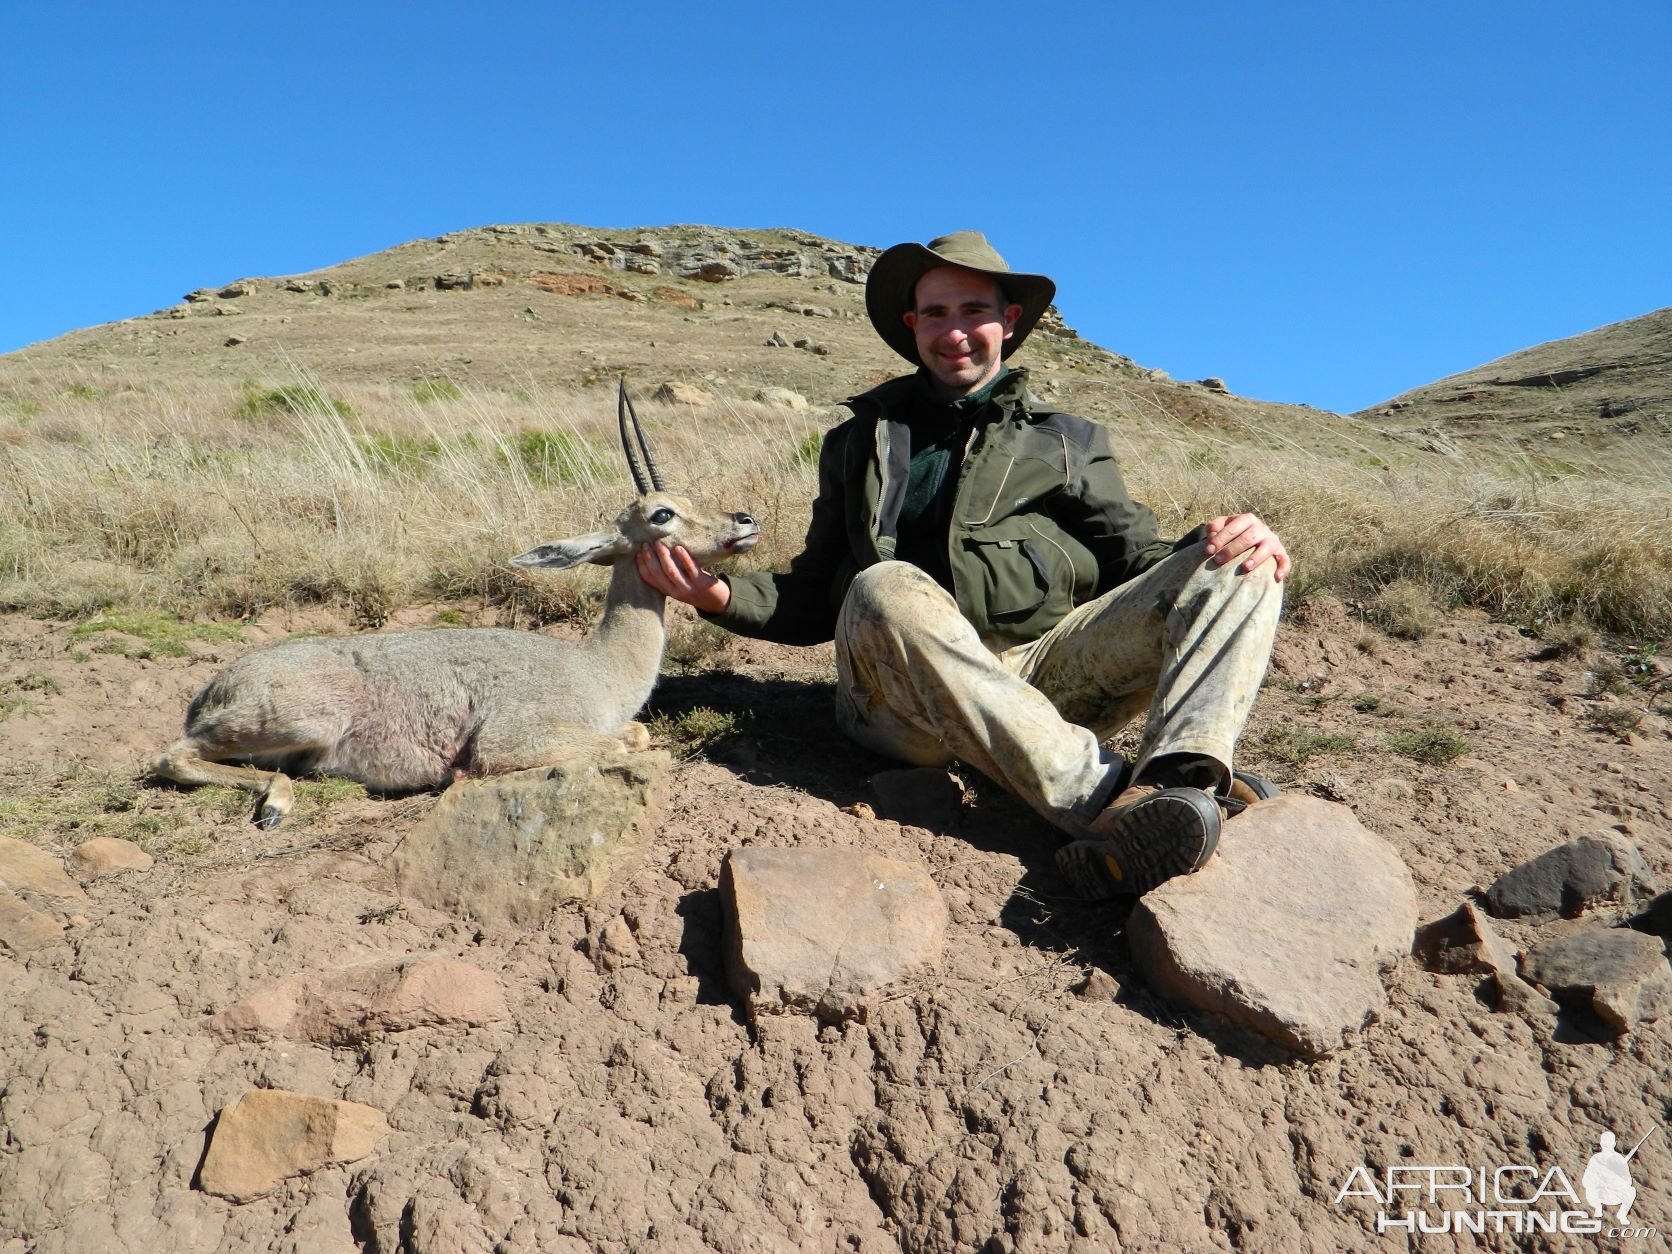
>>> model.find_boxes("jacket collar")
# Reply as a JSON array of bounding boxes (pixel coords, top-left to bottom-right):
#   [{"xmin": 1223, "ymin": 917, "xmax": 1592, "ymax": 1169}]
[{"xmin": 846, "ymin": 366, "xmax": 1034, "ymax": 421}]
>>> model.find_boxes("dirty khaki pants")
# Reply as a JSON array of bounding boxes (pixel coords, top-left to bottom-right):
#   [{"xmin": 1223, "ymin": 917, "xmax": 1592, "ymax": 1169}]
[{"xmin": 833, "ymin": 544, "xmax": 1282, "ymax": 838}]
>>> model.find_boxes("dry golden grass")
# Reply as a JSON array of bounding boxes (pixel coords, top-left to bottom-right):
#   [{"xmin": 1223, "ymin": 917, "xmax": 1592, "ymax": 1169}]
[
  {"xmin": 2, "ymin": 368, "xmax": 1669, "ymax": 643},
  {"xmin": 0, "ymin": 371, "xmax": 821, "ymax": 627}
]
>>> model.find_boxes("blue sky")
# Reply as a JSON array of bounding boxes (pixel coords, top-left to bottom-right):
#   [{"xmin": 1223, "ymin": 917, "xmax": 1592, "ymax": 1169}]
[{"xmin": 4, "ymin": 1, "xmax": 1668, "ymax": 413}]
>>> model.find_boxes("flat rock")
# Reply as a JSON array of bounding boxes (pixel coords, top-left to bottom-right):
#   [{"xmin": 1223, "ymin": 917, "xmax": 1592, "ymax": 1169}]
[
  {"xmin": 390, "ymin": 740, "xmax": 670, "ymax": 924},
  {"xmin": 208, "ymin": 956, "xmax": 507, "ymax": 1044},
  {"xmin": 1520, "ymin": 928, "xmax": 1672, "ymax": 1034},
  {"xmin": 721, "ymin": 847, "xmax": 946, "ymax": 1023},
  {"xmin": 0, "ymin": 836, "xmax": 89, "ymax": 904},
  {"xmin": 753, "ymin": 385, "xmax": 808, "ymax": 411},
  {"xmin": 69, "ymin": 837, "xmax": 155, "ymax": 877},
  {"xmin": 197, "ymin": 1089, "xmax": 388, "ymax": 1202},
  {"xmin": 651, "ymin": 381, "xmax": 713, "ymax": 406},
  {"xmin": 0, "ymin": 889, "xmax": 66, "ymax": 956},
  {"xmin": 1483, "ymin": 833, "xmax": 1654, "ymax": 921},
  {"xmin": 1127, "ymin": 795, "xmax": 1417, "ymax": 1057}
]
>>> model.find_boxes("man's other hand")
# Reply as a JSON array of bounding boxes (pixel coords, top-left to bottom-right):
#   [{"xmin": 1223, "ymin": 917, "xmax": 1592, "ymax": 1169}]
[
  {"xmin": 636, "ymin": 540, "xmax": 733, "ymax": 614},
  {"xmin": 1203, "ymin": 514, "xmax": 1291, "ymax": 582}
]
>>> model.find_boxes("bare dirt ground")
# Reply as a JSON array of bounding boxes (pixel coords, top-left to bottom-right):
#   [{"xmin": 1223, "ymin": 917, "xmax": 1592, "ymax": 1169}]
[{"xmin": 3, "ymin": 595, "xmax": 1670, "ymax": 1252}]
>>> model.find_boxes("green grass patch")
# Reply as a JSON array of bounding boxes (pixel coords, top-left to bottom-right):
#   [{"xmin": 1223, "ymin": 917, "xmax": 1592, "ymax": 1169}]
[
  {"xmin": 649, "ymin": 705, "xmax": 742, "ymax": 755},
  {"xmin": 1256, "ymin": 726, "xmax": 1357, "ymax": 766},
  {"xmin": 412, "ymin": 377, "xmax": 463, "ymax": 403},
  {"xmin": 513, "ymin": 430, "xmax": 613, "ymax": 485},
  {"xmin": 357, "ymin": 432, "xmax": 445, "ymax": 472},
  {"xmin": 1385, "ymin": 722, "xmax": 1471, "ymax": 766},
  {"xmin": 69, "ymin": 611, "xmax": 244, "ymax": 660},
  {"xmin": 793, "ymin": 432, "xmax": 823, "ymax": 468},
  {"xmin": 233, "ymin": 383, "xmax": 353, "ymax": 421}
]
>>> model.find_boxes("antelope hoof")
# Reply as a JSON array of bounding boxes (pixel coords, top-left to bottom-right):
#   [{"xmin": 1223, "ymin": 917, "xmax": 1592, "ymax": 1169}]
[{"xmin": 255, "ymin": 773, "xmax": 295, "ymax": 829}]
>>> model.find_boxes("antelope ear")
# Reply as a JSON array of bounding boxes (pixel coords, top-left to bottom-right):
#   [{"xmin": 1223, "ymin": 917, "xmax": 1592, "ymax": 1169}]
[{"xmin": 510, "ymin": 530, "xmax": 629, "ymax": 570}]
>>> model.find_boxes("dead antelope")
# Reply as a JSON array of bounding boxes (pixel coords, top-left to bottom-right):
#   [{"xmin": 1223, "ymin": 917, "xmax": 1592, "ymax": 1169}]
[{"xmin": 153, "ymin": 381, "xmax": 758, "ymax": 827}]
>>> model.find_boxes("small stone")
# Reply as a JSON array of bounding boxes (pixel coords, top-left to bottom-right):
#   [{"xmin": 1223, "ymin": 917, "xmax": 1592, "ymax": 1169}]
[
  {"xmin": 1520, "ymin": 928, "xmax": 1672, "ymax": 1034},
  {"xmin": 70, "ymin": 837, "xmax": 155, "ymax": 877},
  {"xmin": 1127, "ymin": 795, "xmax": 1417, "ymax": 1057},
  {"xmin": 594, "ymin": 915, "xmax": 640, "ymax": 972},
  {"xmin": 224, "ymin": 335, "xmax": 247, "ymax": 347},
  {"xmin": 765, "ymin": 330, "xmax": 792, "ymax": 347},
  {"xmin": 722, "ymin": 847, "xmax": 946, "ymax": 1023},
  {"xmin": 197, "ymin": 1089, "xmax": 388, "ymax": 1202},
  {"xmin": 1491, "ymin": 971, "xmax": 1559, "ymax": 1017},
  {"xmin": 1484, "ymin": 833, "xmax": 1655, "ymax": 922},
  {"xmin": 1073, "ymin": 969, "xmax": 1121, "ymax": 1001},
  {"xmin": 1199, "ymin": 377, "xmax": 1229, "ymax": 393},
  {"xmin": 1413, "ymin": 902, "xmax": 1518, "ymax": 976}
]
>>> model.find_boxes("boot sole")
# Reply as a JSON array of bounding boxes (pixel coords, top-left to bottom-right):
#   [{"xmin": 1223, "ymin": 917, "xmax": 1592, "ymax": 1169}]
[{"xmin": 1056, "ymin": 788, "xmax": 1222, "ymax": 900}]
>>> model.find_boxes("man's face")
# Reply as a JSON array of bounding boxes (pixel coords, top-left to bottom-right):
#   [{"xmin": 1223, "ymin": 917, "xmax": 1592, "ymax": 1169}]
[{"xmin": 903, "ymin": 267, "xmax": 1022, "ymax": 397}]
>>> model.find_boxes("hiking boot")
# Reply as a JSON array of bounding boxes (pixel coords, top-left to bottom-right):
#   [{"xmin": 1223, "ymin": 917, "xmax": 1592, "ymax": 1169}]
[
  {"xmin": 1226, "ymin": 769, "xmax": 1279, "ymax": 815},
  {"xmin": 1056, "ymin": 782, "xmax": 1222, "ymax": 900}
]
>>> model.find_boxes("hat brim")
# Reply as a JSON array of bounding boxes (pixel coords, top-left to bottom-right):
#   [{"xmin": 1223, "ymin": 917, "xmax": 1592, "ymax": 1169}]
[{"xmin": 865, "ymin": 242, "xmax": 1057, "ymax": 367}]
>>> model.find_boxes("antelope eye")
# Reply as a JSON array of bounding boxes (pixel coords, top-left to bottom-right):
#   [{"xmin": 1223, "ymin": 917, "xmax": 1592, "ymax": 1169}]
[{"xmin": 648, "ymin": 507, "xmax": 675, "ymax": 525}]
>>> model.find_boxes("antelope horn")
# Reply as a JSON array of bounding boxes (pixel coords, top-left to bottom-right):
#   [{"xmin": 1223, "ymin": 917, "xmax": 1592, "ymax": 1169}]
[
  {"xmin": 620, "ymin": 378, "xmax": 665, "ymax": 492},
  {"xmin": 617, "ymin": 378, "xmax": 650, "ymax": 494}
]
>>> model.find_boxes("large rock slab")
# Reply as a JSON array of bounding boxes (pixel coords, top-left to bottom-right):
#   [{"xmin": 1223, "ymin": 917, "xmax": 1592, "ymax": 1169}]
[
  {"xmin": 0, "ymin": 836, "xmax": 89, "ymax": 904},
  {"xmin": 208, "ymin": 956, "xmax": 507, "ymax": 1044},
  {"xmin": 389, "ymin": 741, "xmax": 670, "ymax": 923},
  {"xmin": 1483, "ymin": 833, "xmax": 1654, "ymax": 921},
  {"xmin": 721, "ymin": 847, "xmax": 946, "ymax": 1023},
  {"xmin": 1128, "ymin": 794, "xmax": 1417, "ymax": 1057},
  {"xmin": 197, "ymin": 1089, "xmax": 388, "ymax": 1202},
  {"xmin": 1520, "ymin": 928, "xmax": 1672, "ymax": 1034}
]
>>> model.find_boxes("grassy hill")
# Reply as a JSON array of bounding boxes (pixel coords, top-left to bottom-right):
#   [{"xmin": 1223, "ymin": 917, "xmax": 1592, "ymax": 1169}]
[{"xmin": 1, "ymin": 222, "xmax": 1667, "ymax": 638}]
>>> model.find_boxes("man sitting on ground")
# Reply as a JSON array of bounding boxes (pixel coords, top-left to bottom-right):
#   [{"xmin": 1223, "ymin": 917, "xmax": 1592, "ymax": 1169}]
[{"xmin": 638, "ymin": 231, "xmax": 1289, "ymax": 897}]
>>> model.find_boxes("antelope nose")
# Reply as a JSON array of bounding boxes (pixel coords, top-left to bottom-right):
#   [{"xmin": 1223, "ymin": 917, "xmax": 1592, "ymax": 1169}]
[{"xmin": 734, "ymin": 512, "xmax": 756, "ymax": 527}]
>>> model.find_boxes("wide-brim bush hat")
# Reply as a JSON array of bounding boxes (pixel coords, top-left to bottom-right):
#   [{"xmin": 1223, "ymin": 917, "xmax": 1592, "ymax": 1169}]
[{"xmin": 866, "ymin": 231, "xmax": 1057, "ymax": 366}]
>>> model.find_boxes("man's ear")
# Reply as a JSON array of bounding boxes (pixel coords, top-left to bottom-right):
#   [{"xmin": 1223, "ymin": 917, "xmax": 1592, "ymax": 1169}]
[
  {"xmin": 1001, "ymin": 303, "xmax": 1023, "ymax": 340},
  {"xmin": 902, "ymin": 310, "xmax": 919, "ymax": 332}
]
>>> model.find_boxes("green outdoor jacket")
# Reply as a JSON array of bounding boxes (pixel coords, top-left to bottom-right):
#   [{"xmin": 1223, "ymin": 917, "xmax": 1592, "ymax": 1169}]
[{"xmin": 710, "ymin": 368, "xmax": 1194, "ymax": 648}]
